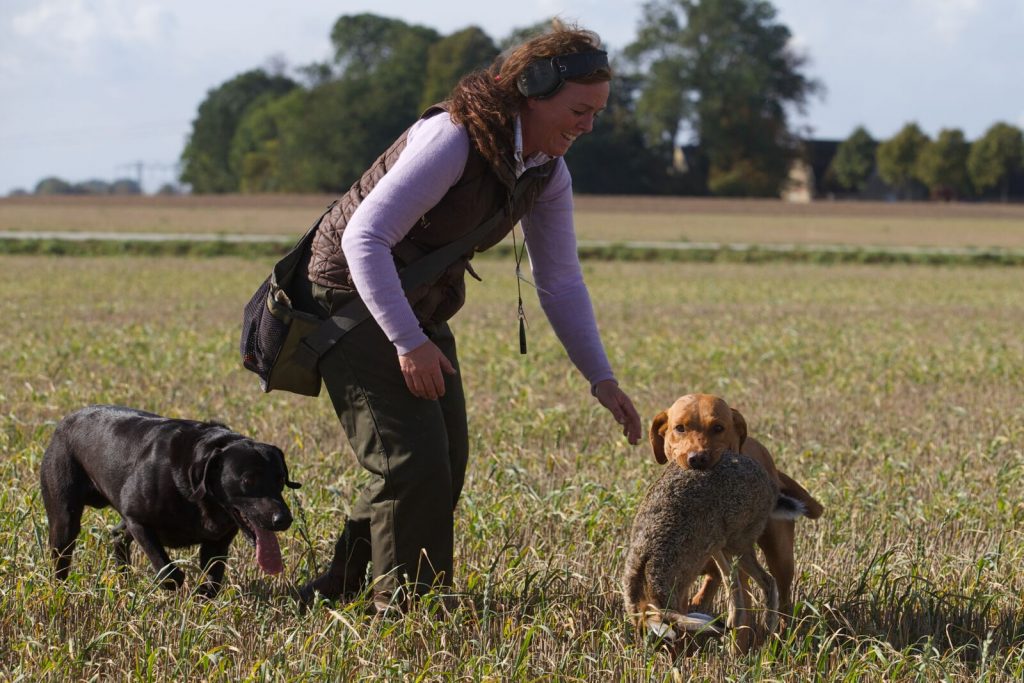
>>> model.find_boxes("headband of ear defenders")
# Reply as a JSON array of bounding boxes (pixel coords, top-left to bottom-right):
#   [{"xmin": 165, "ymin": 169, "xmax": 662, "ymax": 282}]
[{"xmin": 516, "ymin": 49, "xmax": 609, "ymax": 99}]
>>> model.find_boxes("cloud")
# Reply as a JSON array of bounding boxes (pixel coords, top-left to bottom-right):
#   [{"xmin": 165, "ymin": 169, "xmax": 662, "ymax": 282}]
[
  {"xmin": 911, "ymin": 0, "xmax": 982, "ymax": 43},
  {"xmin": 12, "ymin": 0, "xmax": 173, "ymax": 54}
]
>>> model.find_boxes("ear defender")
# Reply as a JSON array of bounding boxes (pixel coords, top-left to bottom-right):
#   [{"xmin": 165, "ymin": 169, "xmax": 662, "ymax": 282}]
[{"xmin": 517, "ymin": 49, "xmax": 609, "ymax": 99}]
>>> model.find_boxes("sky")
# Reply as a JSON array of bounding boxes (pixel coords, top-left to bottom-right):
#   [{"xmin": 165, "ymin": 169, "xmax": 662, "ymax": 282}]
[{"xmin": 2, "ymin": 0, "xmax": 1023, "ymax": 195}]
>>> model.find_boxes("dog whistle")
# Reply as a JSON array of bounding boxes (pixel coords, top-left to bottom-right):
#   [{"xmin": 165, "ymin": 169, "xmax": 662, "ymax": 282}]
[{"xmin": 519, "ymin": 316, "xmax": 527, "ymax": 355}]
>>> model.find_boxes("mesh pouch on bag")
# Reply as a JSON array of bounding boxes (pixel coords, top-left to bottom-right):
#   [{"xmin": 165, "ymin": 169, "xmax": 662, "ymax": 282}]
[{"xmin": 240, "ymin": 277, "xmax": 278, "ymax": 383}]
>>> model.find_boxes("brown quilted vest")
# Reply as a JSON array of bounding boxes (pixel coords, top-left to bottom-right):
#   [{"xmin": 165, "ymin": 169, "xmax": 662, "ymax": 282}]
[{"xmin": 307, "ymin": 103, "xmax": 557, "ymax": 324}]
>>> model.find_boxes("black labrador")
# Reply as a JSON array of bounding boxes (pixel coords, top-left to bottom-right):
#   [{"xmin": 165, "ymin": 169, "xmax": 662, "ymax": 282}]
[{"xmin": 40, "ymin": 405, "xmax": 300, "ymax": 597}]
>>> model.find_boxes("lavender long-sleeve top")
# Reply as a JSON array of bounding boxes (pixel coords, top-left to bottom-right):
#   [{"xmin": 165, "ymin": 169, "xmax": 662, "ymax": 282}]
[{"xmin": 340, "ymin": 111, "xmax": 615, "ymax": 387}]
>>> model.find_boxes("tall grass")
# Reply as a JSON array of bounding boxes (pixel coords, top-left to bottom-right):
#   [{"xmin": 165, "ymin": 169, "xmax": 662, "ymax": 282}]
[{"xmin": 1, "ymin": 255, "xmax": 1023, "ymax": 681}]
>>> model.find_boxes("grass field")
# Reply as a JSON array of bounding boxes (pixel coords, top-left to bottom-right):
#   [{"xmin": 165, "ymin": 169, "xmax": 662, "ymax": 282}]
[{"xmin": 1, "ymin": 197, "xmax": 1024, "ymax": 680}]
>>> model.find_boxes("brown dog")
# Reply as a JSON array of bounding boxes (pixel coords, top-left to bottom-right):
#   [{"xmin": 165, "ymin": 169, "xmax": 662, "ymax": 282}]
[{"xmin": 649, "ymin": 394, "xmax": 823, "ymax": 618}]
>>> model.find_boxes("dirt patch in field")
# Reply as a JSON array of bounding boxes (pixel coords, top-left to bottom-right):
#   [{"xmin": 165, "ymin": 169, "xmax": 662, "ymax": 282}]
[
  {"xmin": 2, "ymin": 194, "xmax": 1024, "ymax": 248},
  {"xmin": 574, "ymin": 194, "xmax": 1024, "ymax": 220}
]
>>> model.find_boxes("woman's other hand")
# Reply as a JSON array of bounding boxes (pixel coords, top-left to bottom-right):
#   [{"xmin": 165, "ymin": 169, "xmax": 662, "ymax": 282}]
[
  {"xmin": 399, "ymin": 341, "xmax": 457, "ymax": 400},
  {"xmin": 593, "ymin": 380, "xmax": 642, "ymax": 445}
]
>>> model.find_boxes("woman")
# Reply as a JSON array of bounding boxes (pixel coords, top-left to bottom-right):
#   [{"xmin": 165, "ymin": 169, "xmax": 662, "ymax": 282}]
[{"xmin": 295, "ymin": 24, "xmax": 642, "ymax": 610}]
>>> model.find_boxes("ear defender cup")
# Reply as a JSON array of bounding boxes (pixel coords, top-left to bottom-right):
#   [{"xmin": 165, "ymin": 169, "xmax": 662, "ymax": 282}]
[{"xmin": 516, "ymin": 50, "xmax": 609, "ymax": 99}]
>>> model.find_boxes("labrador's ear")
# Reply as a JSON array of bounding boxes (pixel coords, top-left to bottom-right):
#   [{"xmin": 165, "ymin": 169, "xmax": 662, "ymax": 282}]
[
  {"xmin": 188, "ymin": 448, "xmax": 221, "ymax": 503},
  {"xmin": 272, "ymin": 446, "xmax": 302, "ymax": 489},
  {"xmin": 730, "ymin": 408, "xmax": 748, "ymax": 451},
  {"xmin": 649, "ymin": 410, "xmax": 670, "ymax": 464}
]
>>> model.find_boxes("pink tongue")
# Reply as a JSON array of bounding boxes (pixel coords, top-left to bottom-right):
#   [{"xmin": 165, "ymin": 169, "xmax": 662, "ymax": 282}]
[{"xmin": 253, "ymin": 526, "xmax": 283, "ymax": 574}]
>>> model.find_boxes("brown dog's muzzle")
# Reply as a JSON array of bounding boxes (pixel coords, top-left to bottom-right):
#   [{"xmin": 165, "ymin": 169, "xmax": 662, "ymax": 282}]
[{"xmin": 687, "ymin": 451, "xmax": 715, "ymax": 470}]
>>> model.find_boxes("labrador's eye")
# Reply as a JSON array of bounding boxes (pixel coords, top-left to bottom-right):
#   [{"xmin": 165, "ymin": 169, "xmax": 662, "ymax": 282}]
[{"xmin": 712, "ymin": 424, "xmax": 725, "ymax": 434}]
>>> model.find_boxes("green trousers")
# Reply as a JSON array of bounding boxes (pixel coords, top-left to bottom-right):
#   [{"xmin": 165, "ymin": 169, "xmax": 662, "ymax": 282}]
[{"xmin": 303, "ymin": 280, "xmax": 469, "ymax": 597}]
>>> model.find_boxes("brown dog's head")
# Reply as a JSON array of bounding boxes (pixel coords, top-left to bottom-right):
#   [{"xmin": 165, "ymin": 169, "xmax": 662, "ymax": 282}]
[{"xmin": 649, "ymin": 393, "xmax": 747, "ymax": 470}]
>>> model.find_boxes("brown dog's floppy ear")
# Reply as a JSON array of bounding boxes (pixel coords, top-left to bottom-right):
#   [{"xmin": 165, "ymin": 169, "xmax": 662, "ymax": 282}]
[
  {"xmin": 187, "ymin": 449, "xmax": 221, "ymax": 503},
  {"xmin": 649, "ymin": 410, "xmax": 669, "ymax": 464},
  {"xmin": 730, "ymin": 408, "xmax": 748, "ymax": 451}
]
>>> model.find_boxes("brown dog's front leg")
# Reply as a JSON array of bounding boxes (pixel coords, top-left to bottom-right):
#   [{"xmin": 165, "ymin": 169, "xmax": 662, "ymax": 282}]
[
  {"xmin": 123, "ymin": 520, "xmax": 184, "ymax": 589},
  {"xmin": 688, "ymin": 559, "xmax": 722, "ymax": 614}
]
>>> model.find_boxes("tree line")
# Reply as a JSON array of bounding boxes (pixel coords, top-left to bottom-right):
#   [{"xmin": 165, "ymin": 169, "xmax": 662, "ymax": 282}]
[
  {"xmin": 16, "ymin": 0, "xmax": 1023, "ymax": 200},
  {"xmin": 178, "ymin": 1, "xmax": 823, "ymax": 198},
  {"xmin": 17, "ymin": 177, "xmax": 146, "ymax": 197},
  {"xmin": 828, "ymin": 122, "xmax": 1024, "ymax": 202}
]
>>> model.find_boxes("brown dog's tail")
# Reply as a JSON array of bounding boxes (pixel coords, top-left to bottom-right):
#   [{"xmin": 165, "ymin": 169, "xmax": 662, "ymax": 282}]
[
  {"xmin": 778, "ymin": 471, "xmax": 825, "ymax": 520},
  {"xmin": 772, "ymin": 494, "xmax": 809, "ymax": 520}
]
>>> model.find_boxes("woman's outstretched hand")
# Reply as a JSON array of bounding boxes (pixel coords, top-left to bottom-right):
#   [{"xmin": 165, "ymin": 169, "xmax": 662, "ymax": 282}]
[
  {"xmin": 593, "ymin": 379, "xmax": 642, "ymax": 445},
  {"xmin": 399, "ymin": 340, "xmax": 457, "ymax": 400}
]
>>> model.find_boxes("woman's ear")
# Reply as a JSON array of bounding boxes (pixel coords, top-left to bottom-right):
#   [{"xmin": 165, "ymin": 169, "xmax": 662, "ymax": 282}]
[{"xmin": 649, "ymin": 410, "xmax": 669, "ymax": 464}]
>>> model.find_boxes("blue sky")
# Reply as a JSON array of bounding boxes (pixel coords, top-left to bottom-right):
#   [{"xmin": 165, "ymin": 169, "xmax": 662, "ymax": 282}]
[{"xmin": 2, "ymin": 0, "xmax": 1022, "ymax": 194}]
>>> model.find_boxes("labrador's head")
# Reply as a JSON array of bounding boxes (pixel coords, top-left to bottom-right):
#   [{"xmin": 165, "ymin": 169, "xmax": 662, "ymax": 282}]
[{"xmin": 190, "ymin": 439, "xmax": 300, "ymax": 574}]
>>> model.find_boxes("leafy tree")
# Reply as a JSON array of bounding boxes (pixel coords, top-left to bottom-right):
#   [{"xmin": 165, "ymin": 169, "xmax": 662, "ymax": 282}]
[
  {"xmin": 626, "ymin": 0, "xmax": 821, "ymax": 196},
  {"xmin": 915, "ymin": 128, "xmax": 971, "ymax": 199},
  {"xmin": 235, "ymin": 75, "xmax": 432, "ymax": 193},
  {"xmin": 876, "ymin": 122, "xmax": 929, "ymax": 199},
  {"xmin": 419, "ymin": 27, "xmax": 498, "ymax": 109},
  {"xmin": 329, "ymin": 14, "xmax": 439, "ymax": 79},
  {"xmin": 968, "ymin": 122, "xmax": 1023, "ymax": 202},
  {"xmin": 34, "ymin": 176, "xmax": 73, "ymax": 195},
  {"xmin": 110, "ymin": 178, "xmax": 143, "ymax": 195},
  {"xmin": 829, "ymin": 126, "xmax": 877, "ymax": 192},
  {"xmin": 74, "ymin": 179, "xmax": 112, "ymax": 195},
  {"xmin": 233, "ymin": 15, "xmax": 442, "ymax": 193},
  {"xmin": 180, "ymin": 69, "xmax": 298, "ymax": 193},
  {"xmin": 230, "ymin": 90, "xmax": 299, "ymax": 193}
]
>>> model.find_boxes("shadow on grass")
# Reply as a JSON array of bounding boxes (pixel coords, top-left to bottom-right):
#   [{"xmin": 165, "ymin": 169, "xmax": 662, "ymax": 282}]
[{"xmin": 800, "ymin": 574, "xmax": 1024, "ymax": 664}]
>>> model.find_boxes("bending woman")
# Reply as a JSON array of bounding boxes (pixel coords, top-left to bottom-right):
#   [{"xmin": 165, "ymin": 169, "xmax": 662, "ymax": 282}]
[{"xmin": 295, "ymin": 24, "xmax": 642, "ymax": 611}]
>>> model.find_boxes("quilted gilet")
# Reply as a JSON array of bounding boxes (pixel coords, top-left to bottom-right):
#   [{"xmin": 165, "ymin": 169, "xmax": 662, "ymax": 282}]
[{"xmin": 306, "ymin": 103, "xmax": 557, "ymax": 324}]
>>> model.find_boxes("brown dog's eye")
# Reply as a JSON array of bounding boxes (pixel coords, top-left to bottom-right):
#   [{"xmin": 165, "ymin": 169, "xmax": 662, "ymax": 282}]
[
  {"xmin": 674, "ymin": 425, "xmax": 685, "ymax": 433},
  {"xmin": 712, "ymin": 424, "xmax": 725, "ymax": 434}
]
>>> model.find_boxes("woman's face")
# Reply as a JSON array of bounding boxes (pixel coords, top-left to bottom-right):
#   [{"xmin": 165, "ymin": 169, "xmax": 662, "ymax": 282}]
[{"xmin": 520, "ymin": 79, "xmax": 610, "ymax": 159}]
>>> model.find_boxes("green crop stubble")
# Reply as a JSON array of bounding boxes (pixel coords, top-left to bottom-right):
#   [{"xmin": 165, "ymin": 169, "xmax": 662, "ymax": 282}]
[{"xmin": 1, "ymin": 255, "xmax": 1023, "ymax": 680}]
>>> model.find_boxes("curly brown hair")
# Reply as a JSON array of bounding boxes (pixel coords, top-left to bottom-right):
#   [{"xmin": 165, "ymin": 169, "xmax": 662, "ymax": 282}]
[{"xmin": 448, "ymin": 22, "xmax": 612, "ymax": 173}]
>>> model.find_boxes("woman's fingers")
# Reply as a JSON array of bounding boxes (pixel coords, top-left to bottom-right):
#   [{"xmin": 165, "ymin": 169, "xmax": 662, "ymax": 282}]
[{"xmin": 399, "ymin": 340, "xmax": 455, "ymax": 400}]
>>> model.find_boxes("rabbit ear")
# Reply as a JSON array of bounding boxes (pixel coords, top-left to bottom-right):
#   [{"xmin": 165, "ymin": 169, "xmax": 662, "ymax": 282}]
[
  {"xmin": 649, "ymin": 410, "xmax": 669, "ymax": 464},
  {"xmin": 730, "ymin": 408, "xmax": 748, "ymax": 450}
]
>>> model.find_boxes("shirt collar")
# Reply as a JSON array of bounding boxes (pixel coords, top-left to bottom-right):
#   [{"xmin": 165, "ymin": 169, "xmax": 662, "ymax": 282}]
[{"xmin": 514, "ymin": 114, "xmax": 553, "ymax": 178}]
